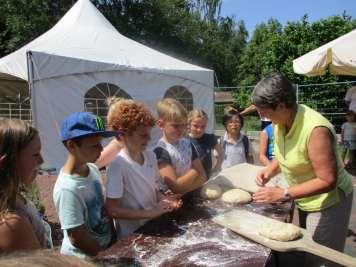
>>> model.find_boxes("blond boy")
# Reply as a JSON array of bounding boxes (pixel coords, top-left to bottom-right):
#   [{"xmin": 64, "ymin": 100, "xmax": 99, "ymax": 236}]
[{"xmin": 154, "ymin": 98, "xmax": 207, "ymax": 194}]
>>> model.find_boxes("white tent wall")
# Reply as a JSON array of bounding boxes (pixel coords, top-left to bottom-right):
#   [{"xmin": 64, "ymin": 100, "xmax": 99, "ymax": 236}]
[
  {"xmin": 0, "ymin": 0, "xmax": 214, "ymax": 87},
  {"xmin": 31, "ymin": 64, "xmax": 214, "ymax": 169},
  {"xmin": 0, "ymin": 0, "xmax": 215, "ymax": 170}
]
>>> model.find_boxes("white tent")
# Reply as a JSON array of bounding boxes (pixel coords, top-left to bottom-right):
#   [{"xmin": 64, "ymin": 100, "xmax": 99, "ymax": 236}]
[
  {"xmin": 0, "ymin": 0, "xmax": 214, "ymax": 170},
  {"xmin": 293, "ymin": 29, "xmax": 356, "ymax": 77}
]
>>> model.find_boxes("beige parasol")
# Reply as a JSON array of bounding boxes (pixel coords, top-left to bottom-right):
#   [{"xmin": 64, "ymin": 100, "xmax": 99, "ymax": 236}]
[{"xmin": 293, "ymin": 29, "xmax": 356, "ymax": 77}]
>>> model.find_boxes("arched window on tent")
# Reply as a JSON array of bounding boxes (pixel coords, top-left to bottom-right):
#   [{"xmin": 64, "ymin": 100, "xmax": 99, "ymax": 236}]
[
  {"xmin": 84, "ymin": 83, "xmax": 132, "ymax": 123},
  {"xmin": 164, "ymin": 86, "xmax": 193, "ymax": 112}
]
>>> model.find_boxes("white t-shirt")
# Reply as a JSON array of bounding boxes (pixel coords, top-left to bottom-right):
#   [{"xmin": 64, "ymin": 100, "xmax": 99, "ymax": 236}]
[
  {"xmin": 342, "ymin": 122, "xmax": 356, "ymax": 141},
  {"xmin": 345, "ymin": 86, "xmax": 356, "ymax": 112},
  {"xmin": 106, "ymin": 150, "xmax": 159, "ymax": 237}
]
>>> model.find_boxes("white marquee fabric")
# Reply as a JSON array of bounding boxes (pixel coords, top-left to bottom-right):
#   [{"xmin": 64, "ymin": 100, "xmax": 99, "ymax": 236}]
[
  {"xmin": 293, "ymin": 29, "xmax": 356, "ymax": 77},
  {"xmin": 0, "ymin": 0, "xmax": 214, "ymax": 169}
]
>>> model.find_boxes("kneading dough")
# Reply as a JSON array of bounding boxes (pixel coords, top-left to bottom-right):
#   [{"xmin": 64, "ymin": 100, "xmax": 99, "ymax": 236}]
[
  {"xmin": 200, "ymin": 184, "xmax": 223, "ymax": 199},
  {"xmin": 258, "ymin": 221, "xmax": 301, "ymax": 241},
  {"xmin": 220, "ymin": 188, "xmax": 251, "ymax": 204}
]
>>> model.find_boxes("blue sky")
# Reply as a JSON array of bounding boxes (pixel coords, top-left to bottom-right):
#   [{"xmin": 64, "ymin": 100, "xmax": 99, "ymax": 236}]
[{"xmin": 220, "ymin": 0, "xmax": 356, "ymax": 35}]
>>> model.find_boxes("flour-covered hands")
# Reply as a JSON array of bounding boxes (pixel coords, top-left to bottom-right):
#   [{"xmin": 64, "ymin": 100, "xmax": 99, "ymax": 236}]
[{"xmin": 159, "ymin": 195, "xmax": 183, "ymax": 211}]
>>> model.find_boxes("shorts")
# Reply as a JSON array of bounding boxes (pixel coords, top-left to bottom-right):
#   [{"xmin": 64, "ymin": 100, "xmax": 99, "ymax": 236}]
[{"xmin": 343, "ymin": 140, "xmax": 356, "ymax": 150}]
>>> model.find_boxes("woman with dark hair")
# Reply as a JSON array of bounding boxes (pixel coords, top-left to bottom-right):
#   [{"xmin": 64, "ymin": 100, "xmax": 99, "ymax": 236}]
[{"xmin": 252, "ymin": 72, "xmax": 353, "ymax": 267}]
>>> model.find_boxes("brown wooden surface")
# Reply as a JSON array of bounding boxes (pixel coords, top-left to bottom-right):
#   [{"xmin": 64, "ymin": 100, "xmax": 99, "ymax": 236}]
[
  {"xmin": 96, "ymin": 192, "xmax": 294, "ymax": 267},
  {"xmin": 213, "ymin": 210, "xmax": 356, "ymax": 267}
]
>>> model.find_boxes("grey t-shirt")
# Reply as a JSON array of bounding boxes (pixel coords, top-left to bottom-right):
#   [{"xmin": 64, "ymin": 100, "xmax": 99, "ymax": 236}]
[{"xmin": 221, "ymin": 133, "xmax": 248, "ymax": 169}]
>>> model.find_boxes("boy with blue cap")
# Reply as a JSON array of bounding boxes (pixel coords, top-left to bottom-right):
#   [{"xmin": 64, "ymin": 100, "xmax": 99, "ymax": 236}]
[{"xmin": 53, "ymin": 112, "xmax": 119, "ymax": 258}]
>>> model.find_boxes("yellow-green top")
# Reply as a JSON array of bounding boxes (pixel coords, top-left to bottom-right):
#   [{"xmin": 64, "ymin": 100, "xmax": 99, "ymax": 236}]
[{"xmin": 274, "ymin": 104, "xmax": 352, "ymax": 211}]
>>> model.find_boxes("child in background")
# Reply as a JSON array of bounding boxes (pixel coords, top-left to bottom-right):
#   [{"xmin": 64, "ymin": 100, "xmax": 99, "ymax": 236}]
[
  {"xmin": 105, "ymin": 99, "xmax": 181, "ymax": 238},
  {"xmin": 341, "ymin": 110, "xmax": 356, "ymax": 166},
  {"xmin": 155, "ymin": 98, "xmax": 207, "ymax": 194},
  {"xmin": 0, "ymin": 118, "xmax": 52, "ymax": 253},
  {"xmin": 95, "ymin": 138, "xmax": 122, "ymax": 169},
  {"xmin": 53, "ymin": 112, "xmax": 118, "ymax": 258},
  {"xmin": 221, "ymin": 107, "xmax": 253, "ymax": 169},
  {"xmin": 259, "ymin": 123, "xmax": 274, "ymax": 166},
  {"xmin": 188, "ymin": 109, "xmax": 223, "ymax": 177},
  {"xmin": 95, "ymin": 97, "xmax": 127, "ymax": 169}
]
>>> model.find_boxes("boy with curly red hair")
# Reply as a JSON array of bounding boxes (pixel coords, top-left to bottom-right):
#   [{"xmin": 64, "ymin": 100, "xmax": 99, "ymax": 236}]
[{"xmin": 104, "ymin": 98, "xmax": 181, "ymax": 238}]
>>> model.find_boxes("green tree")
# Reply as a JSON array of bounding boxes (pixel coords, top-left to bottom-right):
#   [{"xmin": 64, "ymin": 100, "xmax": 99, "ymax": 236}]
[
  {"xmin": 232, "ymin": 14, "xmax": 356, "ymax": 110},
  {"xmin": 0, "ymin": 0, "xmax": 74, "ymax": 55},
  {"xmin": 95, "ymin": 0, "xmax": 247, "ymax": 86},
  {"xmin": 192, "ymin": 0, "xmax": 222, "ymax": 22},
  {"xmin": 234, "ymin": 15, "xmax": 356, "ymax": 86},
  {"xmin": 0, "ymin": 0, "xmax": 247, "ymax": 86},
  {"xmin": 194, "ymin": 17, "xmax": 247, "ymax": 86},
  {"xmin": 234, "ymin": 18, "xmax": 283, "ymax": 86}
]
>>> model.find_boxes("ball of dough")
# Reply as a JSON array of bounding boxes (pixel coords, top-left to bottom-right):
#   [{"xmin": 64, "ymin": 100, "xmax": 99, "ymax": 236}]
[
  {"xmin": 258, "ymin": 221, "xmax": 301, "ymax": 241},
  {"xmin": 220, "ymin": 189, "xmax": 251, "ymax": 204},
  {"xmin": 200, "ymin": 184, "xmax": 223, "ymax": 199}
]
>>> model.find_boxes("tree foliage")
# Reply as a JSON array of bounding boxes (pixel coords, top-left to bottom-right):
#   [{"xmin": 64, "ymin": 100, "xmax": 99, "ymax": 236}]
[
  {"xmin": 234, "ymin": 15, "xmax": 356, "ymax": 86},
  {"xmin": 192, "ymin": 0, "xmax": 222, "ymax": 22},
  {"xmin": 0, "ymin": 0, "xmax": 75, "ymax": 54},
  {"xmin": 0, "ymin": 0, "xmax": 246, "ymax": 86},
  {"xmin": 232, "ymin": 14, "xmax": 356, "ymax": 110},
  {"xmin": 0, "ymin": 1, "xmax": 355, "ymax": 93}
]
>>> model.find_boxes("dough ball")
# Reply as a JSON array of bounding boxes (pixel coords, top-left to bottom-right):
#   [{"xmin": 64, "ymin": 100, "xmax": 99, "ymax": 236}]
[
  {"xmin": 258, "ymin": 221, "xmax": 301, "ymax": 242},
  {"xmin": 200, "ymin": 184, "xmax": 223, "ymax": 199},
  {"xmin": 220, "ymin": 189, "xmax": 251, "ymax": 204}
]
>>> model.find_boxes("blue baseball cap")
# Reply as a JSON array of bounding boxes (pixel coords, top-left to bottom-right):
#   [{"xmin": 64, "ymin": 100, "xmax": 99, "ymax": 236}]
[{"xmin": 60, "ymin": 112, "xmax": 119, "ymax": 141}]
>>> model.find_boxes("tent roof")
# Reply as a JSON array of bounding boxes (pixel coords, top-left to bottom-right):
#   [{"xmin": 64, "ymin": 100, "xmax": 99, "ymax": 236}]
[
  {"xmin": 293, "ymin": 29, "xmax": 356, "ymax": 77},
  {"xmin": 0, "ymin": 0, "xmax": 212, "ymax": 84}
]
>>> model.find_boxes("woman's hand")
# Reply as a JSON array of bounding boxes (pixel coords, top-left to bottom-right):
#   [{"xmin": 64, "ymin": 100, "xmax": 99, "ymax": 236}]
[
  {"xmin": 252, "ymin": 187, "xmax": 284, "ymax": 203},
  {"xmin": 256, "ymin": 159, "xmax": 280, "ymax": 186},
  {"xmin": 256, "ymin": 168, "xmax": 272, "ymax": 186}
]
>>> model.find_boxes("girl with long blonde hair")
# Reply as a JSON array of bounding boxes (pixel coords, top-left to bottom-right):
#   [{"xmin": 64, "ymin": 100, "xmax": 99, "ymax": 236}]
[{"xmin": 0, "ymin": 118, "xmax": 52, "ymax": 253}]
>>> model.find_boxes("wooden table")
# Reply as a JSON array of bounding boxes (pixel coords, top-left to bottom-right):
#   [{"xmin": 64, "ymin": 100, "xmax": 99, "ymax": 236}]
[{"xmin": 96, "ymin": 193, "xmax": 294, "ymax": 267}]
